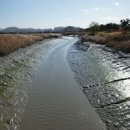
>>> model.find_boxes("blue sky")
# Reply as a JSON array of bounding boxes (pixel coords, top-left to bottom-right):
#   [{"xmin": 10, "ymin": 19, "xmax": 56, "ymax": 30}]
[{"xmin": 0, "ymin": 0, "xmax": 130, "ymax": 28}]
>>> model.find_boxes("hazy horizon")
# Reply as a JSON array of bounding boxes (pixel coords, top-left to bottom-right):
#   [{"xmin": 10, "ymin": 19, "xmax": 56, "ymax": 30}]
[
  {"xmin": 1, "ymin": 0, "xmax": 130, "ymax": 28},
  {"xmin": 0, "ymin": 26, "xmax": 84, "ymax": 30}
]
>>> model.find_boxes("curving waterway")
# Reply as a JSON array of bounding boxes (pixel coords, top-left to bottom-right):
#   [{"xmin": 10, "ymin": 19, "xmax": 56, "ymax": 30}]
[
  {"xmin": 3, "ymin": 36, "xmax": 130, "ymax": 130},
  {"xmin": 20, "ymin": 37, "xmax": 106, "ymax": 130}
]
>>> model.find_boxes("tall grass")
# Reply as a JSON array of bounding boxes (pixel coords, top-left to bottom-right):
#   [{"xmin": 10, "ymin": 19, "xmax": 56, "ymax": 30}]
[
  {"xmin": 82, "ymin": 32, "xmax": 130, "ymax": 53},
  {"xmin": 0, "ymin": 34, "xmax": 58, "ymax": 56}
]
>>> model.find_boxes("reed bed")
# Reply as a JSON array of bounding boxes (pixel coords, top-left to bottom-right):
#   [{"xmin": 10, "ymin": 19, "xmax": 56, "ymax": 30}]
[{"xmin": 0, "ymin": 34, "xmax": 59, "ymax": 56}]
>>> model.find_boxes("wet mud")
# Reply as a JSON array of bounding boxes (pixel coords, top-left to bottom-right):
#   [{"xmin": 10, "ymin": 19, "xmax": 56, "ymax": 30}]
[
  {"xmin": 68, "ymin": 40, "xmax": 130, "ymax": 130},
  {"xmin": 0, "ymin": 39, "xmax": 61, "ymax": 130}
]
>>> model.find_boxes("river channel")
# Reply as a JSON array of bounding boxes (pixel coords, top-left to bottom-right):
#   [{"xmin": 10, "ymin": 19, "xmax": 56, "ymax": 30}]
[{"xmin": 1, "ymin": 36, "xmax": 130, "ymax": 130}]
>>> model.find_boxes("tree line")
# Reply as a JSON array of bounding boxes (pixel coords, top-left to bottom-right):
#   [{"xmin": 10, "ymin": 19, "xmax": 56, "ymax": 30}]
[{"xmin": 86, "ymin": 18, "xmax": 130, "ymax": 33}]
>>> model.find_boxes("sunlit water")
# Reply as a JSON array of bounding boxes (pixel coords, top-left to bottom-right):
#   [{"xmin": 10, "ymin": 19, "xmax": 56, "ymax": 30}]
[{"xmin": 68, "ymin": 42, "xmax": 130, "ymax": 129}]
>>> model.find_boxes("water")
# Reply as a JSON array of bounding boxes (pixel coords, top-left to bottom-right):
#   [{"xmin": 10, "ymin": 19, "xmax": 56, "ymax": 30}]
[{"xmin": 20, "ymin": 37, "xmax": 106, "ymax": 130}]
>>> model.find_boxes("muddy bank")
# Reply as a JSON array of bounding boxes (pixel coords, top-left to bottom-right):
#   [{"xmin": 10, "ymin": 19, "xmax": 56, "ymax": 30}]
[
  {"xmin": 0, "ymin": 38, "xmax": 63, "ymax": 130},
  {"xmin": 68, "ymin": 40, "xmax": 130, "ymax": 130}
]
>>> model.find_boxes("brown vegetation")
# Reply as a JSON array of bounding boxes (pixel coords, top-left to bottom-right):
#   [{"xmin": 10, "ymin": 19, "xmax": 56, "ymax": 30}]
[
  {"xmin": 82, "ymin": 32, "xmax": 130, "ymax": 53},
  {"xmin": 0, "ymin": 33, "xmax": 59, "ymax": 56}
]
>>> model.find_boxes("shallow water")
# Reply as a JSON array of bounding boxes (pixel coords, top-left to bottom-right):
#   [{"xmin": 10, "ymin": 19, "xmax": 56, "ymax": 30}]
[{"xmin": 20, "ymin": 37, "xmax": 106, "ymax": 130}]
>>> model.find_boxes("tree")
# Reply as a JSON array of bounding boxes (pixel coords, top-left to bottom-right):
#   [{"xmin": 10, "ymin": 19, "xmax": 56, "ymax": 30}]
[
  {"xmin": 89, "ymin": 22, "xmax": 100, "ymax": 34},
  {"xmin": 120, "ymin": 18, "xmax": 130, "ymax": 32},
  {"xmin": 105, "ymin": 23, "xmax": 119, "ymax": 32},
  {"xmin": 99, "ymin": 24, "xmax": 106, "ymax": 31}
]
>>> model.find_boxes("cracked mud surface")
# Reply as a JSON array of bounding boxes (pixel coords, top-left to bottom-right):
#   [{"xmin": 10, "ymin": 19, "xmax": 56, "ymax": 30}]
[{"xmin": 68, "ymin": 41, "xmax": 130, "ymax": 130}]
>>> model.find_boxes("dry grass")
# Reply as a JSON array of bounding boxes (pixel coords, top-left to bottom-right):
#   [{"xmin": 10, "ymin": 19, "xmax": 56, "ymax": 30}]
[
  {"xmin": 0, "ymin": 33, "xmax": 59, "ymax": 56},
  {"xmin": 82, "ymin": 34, "xmax": 109, "ymax": 44},
  {"xmin": 106, "ymin": 33, "xmax": 130, "ymax": 52},
  {"xmin": 82, "ymin": 32, "xmax": 122, "ymax": 44},
  {"xmin": 82, "ymin": 32, "xmax": 130, "ymax": 53},
  {"xmin": 107, "ymin": 40, "xmax": 130, "ymax": 52}
]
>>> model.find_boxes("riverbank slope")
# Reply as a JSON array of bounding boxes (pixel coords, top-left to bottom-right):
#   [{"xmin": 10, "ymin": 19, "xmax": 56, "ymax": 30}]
[{"xmin": 68, "ymin": 39, "xmax": 130, "ymax": 130}]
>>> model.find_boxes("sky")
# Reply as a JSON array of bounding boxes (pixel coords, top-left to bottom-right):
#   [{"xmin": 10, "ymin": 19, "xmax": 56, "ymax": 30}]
[{"xmin": 0, "ymin": 0, "xmax": 130, "ymax": 29}]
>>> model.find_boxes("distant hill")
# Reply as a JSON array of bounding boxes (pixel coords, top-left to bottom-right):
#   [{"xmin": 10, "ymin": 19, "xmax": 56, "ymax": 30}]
[
  {"xmin": 0, "ymin": 26, "xmax": 84, "ymax": 33},
  {"xmin": 0, "ymin": 27, "xmax": 53, "ymax": 33},
  {"xmin": 2, "ymin": 27, "xmax": 20, "ymax": 33}
]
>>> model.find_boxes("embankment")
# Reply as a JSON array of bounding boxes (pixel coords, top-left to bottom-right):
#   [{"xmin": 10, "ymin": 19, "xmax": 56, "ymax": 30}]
[
  {"xmin": 0, "ymin": 38, "xmax": 63, "ymax": 130},
  {"xmin": 68, "ymin": 39, "xmax": 130, "ymax": 130}
]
